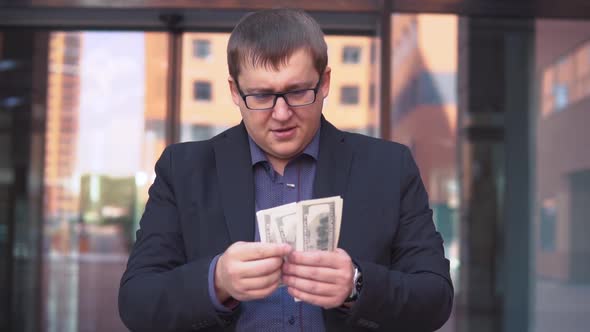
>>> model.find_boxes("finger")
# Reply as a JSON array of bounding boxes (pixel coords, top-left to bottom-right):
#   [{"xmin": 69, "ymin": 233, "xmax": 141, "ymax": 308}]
[
  {"xmin": 239, "ymin": 270, "xmax": 282, "ymax": 291},
  {"xmin": 239, "ymin": 256, "xmax": 284, "ymax": 278},
  {"xmin": 237, "ymin": 280, "xmax": 281, "ymax": 301},
  {"xmin": 287, "ymin": 250, "xmax": 348, "ymax": 268},
  {"xmin": 282, "ymin": 275, "xmax": 342, "ymax": 297},
  {"xmin": 231, "ymin": 242, "xmax": 292, "ymax": 261},
  {"xmin": 282, "ymin": 262, "xmax": 341, "ymax": 284},
  {"xmin": 286, "ymin": 287, "xmax": 341, "ymax": 309}
]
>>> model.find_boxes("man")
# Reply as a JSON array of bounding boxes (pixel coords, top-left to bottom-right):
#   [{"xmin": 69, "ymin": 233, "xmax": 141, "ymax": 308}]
[{"xmin": 119, "ymin": 8, "xmax": 452, "ymax": 332}]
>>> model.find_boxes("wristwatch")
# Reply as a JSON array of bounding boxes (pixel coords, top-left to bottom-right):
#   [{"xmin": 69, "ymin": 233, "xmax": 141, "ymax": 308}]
[{"xmin": 345, "ymin": 263, "xmax": 363, "ymax": 302}]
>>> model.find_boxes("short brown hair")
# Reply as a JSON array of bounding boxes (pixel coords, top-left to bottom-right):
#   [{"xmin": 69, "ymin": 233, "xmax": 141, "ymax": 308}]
[{"xmin": 227, "ymin": 8, "xmax": 328, "ymax": 81}]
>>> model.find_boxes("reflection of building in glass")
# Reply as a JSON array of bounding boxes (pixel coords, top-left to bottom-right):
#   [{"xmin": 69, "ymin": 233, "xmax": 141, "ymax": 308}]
[
  {"xmin": 179, "ymin": 33, "xmax": 242, "ymax": 142},
  {"xmin": 541, "ymin": 41, "xmax": 590, "ymax": 116},
  {"xmin": 79, "ymin": 174, "xmax": 137, "ymax": 253},
  {"xmin": 144, "ymin": 33, "xmax": 378, "ymax": 146},
  {"xmin": 44, "ymin": 32, "xmax": 82, "ymax": 253},
  {"xmin": 391, "ymin": 15, "xmax": 459, "ymax": 250},
  {"xmin": 536, "ymin": 21, "xmax": 590, "ymax": 283},
  {"xmin": 324, "ymin": 36, "xmax": 379, "ymax": 135},
  {"xmin": 143, "ymin": 34, "xmax": 168, "ymax": 176}
]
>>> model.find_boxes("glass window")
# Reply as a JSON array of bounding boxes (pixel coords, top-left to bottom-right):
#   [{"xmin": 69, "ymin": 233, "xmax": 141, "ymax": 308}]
[
  {"xmin": 180, "ymin": 34, "xmax": 381, "ymax": 142},
  {"xmin": 192, "ymin": 39, "xmax": 210, "ymax": 59},
  {"xmin": 40, "ymin": 31, "xmax": 168, "ymax": 332},
  {"xmin": 340, "ymin": 86, "xmax": 359, "ymax": 105},
  {"xmin": 553, "ymin": 83, "xmax": 569, "ymax": 110},
  {"xmin": 324, "ymin": 36, "xmax": 379, "ymax": 136},
  {"xmin": 542, "ymin": 68, "xmax": 555, "ymax": 116},
  {"xmin": 391, "ymin": 17, "xmax": 459, "ymax": 332},
  {"xmin": 180, "ymin": 33, "xmax": 236, "ymax": 143},
  {"xmin": 534, "ymin": 19, "xmax": 590, "ymax": 332},
  {"xmin": 193, "ymin": 81, "xmax": 212, "ymax": 101},
  {"xmin": 342, "ymin": 46, "xmax": 361, "ymax": 64},
  {"xmin": 540, "ymin": 198, "xmax": 557, "ymax": 251}
]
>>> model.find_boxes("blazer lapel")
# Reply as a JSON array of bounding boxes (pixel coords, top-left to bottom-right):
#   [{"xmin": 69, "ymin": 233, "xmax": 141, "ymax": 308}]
[
  {"xmin": 313, "ymin": 117, "xmax": 354, "ymax": 201},
  {"xmin": 213, "ymin": 123, "xmax": 256, "ymax": 243},
  {"xmin": 314, "ymin": 117, "xmax": 356, "ymax": 252}
]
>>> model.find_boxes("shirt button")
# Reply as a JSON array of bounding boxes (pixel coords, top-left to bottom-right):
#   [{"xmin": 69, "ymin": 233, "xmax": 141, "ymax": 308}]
[{"xmin": 288, "ymin": 316, "xmax": 295, "ymax": 325}]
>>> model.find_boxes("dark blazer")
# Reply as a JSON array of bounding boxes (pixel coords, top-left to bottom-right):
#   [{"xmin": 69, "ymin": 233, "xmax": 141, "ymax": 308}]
[{"xmin": 119, "ymin": 118, "xmax": 453, "ymax": 332}]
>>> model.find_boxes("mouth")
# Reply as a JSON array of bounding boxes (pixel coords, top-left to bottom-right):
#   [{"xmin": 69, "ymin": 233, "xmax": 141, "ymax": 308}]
[{"xmin": 271, "ymin": 126, "xmax": 297, "ymax": 139}]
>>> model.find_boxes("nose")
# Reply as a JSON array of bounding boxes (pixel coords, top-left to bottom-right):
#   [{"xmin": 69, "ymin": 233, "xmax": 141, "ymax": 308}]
[{"xmin": 271, "ymin": 96, "xmax": 292, "ymax": 121}]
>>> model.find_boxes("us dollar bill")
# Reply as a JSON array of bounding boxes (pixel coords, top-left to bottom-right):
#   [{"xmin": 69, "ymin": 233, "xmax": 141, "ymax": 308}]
[
  {"xmin": 256, "ymin": 202, "xmax": 297, "ymax": 244},
  {"xmin": 256, "ymin": 211, "xmax": 278, "ymax": 244},
  {"xmin": 257, "ymin": 196, "xmax": 342, "ymax": 252},
  {"xmin": 296, "ymin": 196, "xmax": 342, "ymax": 252},
  {"xmin": 271, "ymin": 209, "xmax": 298, "ymax": 249}
]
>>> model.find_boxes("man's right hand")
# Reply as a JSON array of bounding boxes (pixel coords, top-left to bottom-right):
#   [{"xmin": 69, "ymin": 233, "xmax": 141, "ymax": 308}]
[{"xmin": 214, "ymin": 242, "xmax": 292, "ymax": 303}]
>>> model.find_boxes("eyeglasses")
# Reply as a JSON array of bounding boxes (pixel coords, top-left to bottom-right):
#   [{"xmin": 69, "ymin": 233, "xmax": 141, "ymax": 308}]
[{"xmin": 236, "ymin": 77, "xmax": 322, "ymax": 111}]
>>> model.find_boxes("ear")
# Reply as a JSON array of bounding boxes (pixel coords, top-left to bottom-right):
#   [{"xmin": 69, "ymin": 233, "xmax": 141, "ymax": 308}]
[
  {"xmin": 320, "ymin": 67, "xmax": 331, "ymax": 99},
  {"xmin": 228, "ymin": 76, "xmax": 242, "ymax": 107}
]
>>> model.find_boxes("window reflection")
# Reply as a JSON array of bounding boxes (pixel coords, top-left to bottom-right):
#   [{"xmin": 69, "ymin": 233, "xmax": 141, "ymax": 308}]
[
  {"xmin": 534, "ymin": 19, "xmax": 590, "ymax": 332},
  {"xmin": 342, "ymin": 46, "xmax": 361, "ymax": 64},
  {"xmin": 340, "ymin": 86, "xmax": 360, "ymax": 105},
  {"xmin": 325, "ymin": 36, "xmax": 379, "ymax": 136},
  {"xmin": 0, "ymin": 12, "xmax": 586, "ymax": 332},
  {"xmin": 391, "ymin": 15, "xmax": 460, "ymax": 294},
  {"xmin": 42, "ymin": 31, "xmax": 167, "ymax": 332},
  {"xmin": 193, "ymin": 39, "xmax": 211, "ymax": 59},
  {"xmin": 194, "ymin": 81, "xmax": 213, "ymax": 101},
  {"xmin": 541, "ymin": 36, "xmax": 590, "ymax": 115},
  {"xmin": 179, "ymin": 33, "xmax": 380, "ymax": 142},
  {"xmin": 180, "ymin": 33, "xmax": 236, "ymax": 143}
]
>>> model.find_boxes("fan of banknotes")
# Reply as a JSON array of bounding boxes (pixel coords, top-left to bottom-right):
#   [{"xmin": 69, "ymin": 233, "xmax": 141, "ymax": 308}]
[{"xmin": 256, "ymin": 196, "xmax": 343, "ymax": 251}]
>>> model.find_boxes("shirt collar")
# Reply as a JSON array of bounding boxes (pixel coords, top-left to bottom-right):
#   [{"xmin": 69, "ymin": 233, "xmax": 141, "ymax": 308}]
[{"xmin": 248, "ymin": 127, "xmax": 321, "ymax": 166}]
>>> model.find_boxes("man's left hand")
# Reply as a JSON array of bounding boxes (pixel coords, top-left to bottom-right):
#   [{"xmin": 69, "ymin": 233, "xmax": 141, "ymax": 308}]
[{"xmin": 282, "ymin": 248, "xmax": 354, "ymax": 309}]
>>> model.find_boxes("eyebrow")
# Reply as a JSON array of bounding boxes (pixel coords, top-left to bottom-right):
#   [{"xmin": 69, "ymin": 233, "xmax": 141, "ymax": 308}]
[{"xmin": 244, "ymin": 81, "xmax": 315, "ymax": 94}]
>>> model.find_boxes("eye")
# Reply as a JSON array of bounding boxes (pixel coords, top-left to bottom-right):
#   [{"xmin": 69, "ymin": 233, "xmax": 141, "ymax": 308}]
[
  {"xmin": 290, "ymin": 90, "xmax": 307, "ymax": 97},
  {"xmin": 251, "ymin": 94, "xmax": 274, "ymax": 101}
]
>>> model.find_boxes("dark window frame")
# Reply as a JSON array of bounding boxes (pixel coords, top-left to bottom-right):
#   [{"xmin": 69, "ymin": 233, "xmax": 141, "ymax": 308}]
[
  {"xmin": 193, "ymin": 81, "xmax": 212, "ymax": 101},
  {"xmin": 342, "ymin": 46, "xmax": 362, "ymax": 64},
  {"xmin": 193, "ymin": 39, "xmax": 211, "ymax": 59},
  {"xmin": 340, "ymin": 85, "xmax": 360, "ymax": 105}
]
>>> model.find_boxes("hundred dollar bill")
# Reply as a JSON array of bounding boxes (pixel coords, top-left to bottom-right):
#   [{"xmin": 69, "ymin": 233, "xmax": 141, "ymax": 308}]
[
  {"xmin": 256, "ymin": 210, "xmax": 279, "ymax": 244},
  {"xmin": 271, "ymin": 208, "xmax": 298, "ymax": 249},
  {"xmin": 333, "ymin": 196, "xmax": 343, "ymax": 249},
  {"xmin": 296, "ymin": 196, "xmax": 342, "ymax": 252},
  {"xmin": 256, "ymin": 202, "xmax": 297, "ymax": 244},
  {"xmin": 256, "ymin": 196, "xmax": 343, "ymax": 251}
]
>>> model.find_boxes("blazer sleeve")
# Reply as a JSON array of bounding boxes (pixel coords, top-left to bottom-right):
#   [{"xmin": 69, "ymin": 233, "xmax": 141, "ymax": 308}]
[
  {"xmin": 344, "ymin": 145, "xmax": 454, "ymax": 331},
  {"xmin": 118, "ymin": 146, "xmax": 239, "ymax": 331}
]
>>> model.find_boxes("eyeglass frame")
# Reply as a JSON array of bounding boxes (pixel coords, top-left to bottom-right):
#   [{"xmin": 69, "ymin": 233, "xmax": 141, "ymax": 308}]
[{"xmin": 234, "ymin": 76, "xmax": 323, "ymax": 111}]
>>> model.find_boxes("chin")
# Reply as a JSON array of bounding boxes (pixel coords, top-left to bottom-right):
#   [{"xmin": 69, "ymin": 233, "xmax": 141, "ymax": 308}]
[
  {"xmin": 270, "ymin": 142, "xmax": 297, "ymax": 154},
  {"xmin": 270, "ymin": 147, "xmax": 301, "ymax": 160},
  {"xmin": 273, "ymin": 151, "xmax": 299, "ymax": 160}
]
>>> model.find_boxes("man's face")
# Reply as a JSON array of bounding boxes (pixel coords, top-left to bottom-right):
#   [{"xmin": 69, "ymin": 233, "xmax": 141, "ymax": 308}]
[{"xmin": 229, "ymin": 48, "xmax": 331, "ymax": 164}]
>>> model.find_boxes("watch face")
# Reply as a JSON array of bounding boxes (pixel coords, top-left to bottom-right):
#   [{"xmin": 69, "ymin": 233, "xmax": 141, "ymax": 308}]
[{"xmin": 356, "ymin": 274, "xmax": 363, "ymax": 288}]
